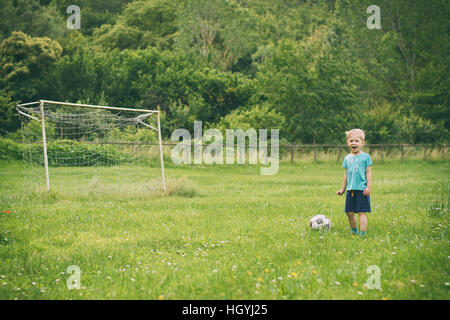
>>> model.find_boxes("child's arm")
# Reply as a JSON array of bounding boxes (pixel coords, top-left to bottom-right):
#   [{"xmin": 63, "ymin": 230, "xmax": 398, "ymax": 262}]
[
  {"xmin": 363, "ymin": 166, "xmax": 372, "ymax": 196},
  {"xmin": 336, "ymin": 169, "xmax": 347, "ymax": 195}
]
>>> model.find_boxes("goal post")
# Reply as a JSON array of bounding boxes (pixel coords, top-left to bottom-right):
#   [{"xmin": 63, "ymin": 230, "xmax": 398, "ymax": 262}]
[
  {"xmin": 17, "ymin": 99, "xmax": 167, "ymax": 194},
  {"xmin": 39, "ymin": 100, "xmax": 50, "ymax": 192}
]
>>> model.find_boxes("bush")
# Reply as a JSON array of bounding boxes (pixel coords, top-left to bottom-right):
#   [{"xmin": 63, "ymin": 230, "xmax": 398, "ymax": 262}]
[
  {"xmin": 361, "ymin": 101, "xmax": 444, "ymax": 144},
  {"xmin": 26, "ymin": 140, "xmax": 124, "ymax": 166},
  {"xmin": 105, "ymin": 127, "xmax": 157, "ymax": 143},
  {"xmin": 0, "ymin": 138, "xmax": 22, "ymax": 161},
  {"xmin": 216, "ymin": 104, "xmax": 285, "ymax": 132},
  {"xmin": 166, "ymin": 176, "xmax": 199, "ymax": 197},
  {"xmin": 0, "ymin": 137, "xmax": 131, "ymax": 166}
]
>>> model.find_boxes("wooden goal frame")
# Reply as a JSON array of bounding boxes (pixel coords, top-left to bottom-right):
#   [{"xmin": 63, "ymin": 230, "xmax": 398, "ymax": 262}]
[{"xmin": 17, "ymin": 99, "xmax": 166, "ymax": 193}]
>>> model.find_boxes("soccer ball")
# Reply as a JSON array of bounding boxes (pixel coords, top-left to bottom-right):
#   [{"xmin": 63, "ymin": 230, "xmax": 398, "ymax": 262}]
[{"xmin": 309, "ymin": 215, "xmax": 331, "ymax": 231}]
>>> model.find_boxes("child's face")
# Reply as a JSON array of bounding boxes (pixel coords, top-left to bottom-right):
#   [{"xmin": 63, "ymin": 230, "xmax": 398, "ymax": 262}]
[{"xmin": 347, "ymin": 135, "xmax": 364, "ymax": 154}]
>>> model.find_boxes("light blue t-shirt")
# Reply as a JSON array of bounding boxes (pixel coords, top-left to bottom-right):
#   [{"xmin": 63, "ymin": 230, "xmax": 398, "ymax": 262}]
[{"xmin": 342, "ymin": 152, "xmax": 373, "ymax": 191}]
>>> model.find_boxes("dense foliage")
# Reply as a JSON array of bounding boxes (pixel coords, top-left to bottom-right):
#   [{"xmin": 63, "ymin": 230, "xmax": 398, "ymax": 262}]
[{"xmin": 0, "ymin": 0, "xmax": 448, "ymax": 144}]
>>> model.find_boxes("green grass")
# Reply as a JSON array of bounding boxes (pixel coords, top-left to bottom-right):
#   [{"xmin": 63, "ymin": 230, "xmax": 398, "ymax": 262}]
[{"xmin": 0, "ymin": 160, "xmax": 448, "ymax": 300}]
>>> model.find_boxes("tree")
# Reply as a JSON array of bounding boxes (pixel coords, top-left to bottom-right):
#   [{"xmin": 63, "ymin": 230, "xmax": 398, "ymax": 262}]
[
  {"xmin": 177, "ymin": 0, "xmax": 258, "ymax": 71},
  {"xmin": 334, "ymin": 0, "xmax": 450, "ymax": 131},
  {"xmin": 0, "ymin": 31, "xmax": 62, "ymax": 102},
  {"xmin": 256, "ymin": 30, "xmax": 364, "ymax": 143},
  {"xmin": 93, "ymin": 0, "xmax": 177, "ymax": 50},
  {"xmin": 52, "ymin": 0, "xmax": 134, "ymax": 36},
  {"xmin": 0, "ymin": 89, "xmax": 18, "ymax": 135},
  {"xmin": 217, "ymin": 103, "xmax": 285, "ymax": 132},
  {"xmin": 0, "ymin": 0, "xmax": 67, "ymax": 40}
]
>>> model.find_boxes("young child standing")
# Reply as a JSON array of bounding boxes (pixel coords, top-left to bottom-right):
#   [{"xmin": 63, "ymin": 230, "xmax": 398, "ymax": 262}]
[{"xmin": 336, "ymin": 129, "xmax": 373, "ymax": 236}]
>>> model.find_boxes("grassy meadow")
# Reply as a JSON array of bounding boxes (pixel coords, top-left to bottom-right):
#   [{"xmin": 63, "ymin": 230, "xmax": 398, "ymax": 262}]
[{"xmin": 0, "ymin": 159, "xmax": 448, "ymax": 300}]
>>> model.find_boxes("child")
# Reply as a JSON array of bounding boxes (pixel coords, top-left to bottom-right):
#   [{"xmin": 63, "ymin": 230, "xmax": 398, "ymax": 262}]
[{"xmin": 336, "ymin": 129, "xmax": 373, "ymax": 236}]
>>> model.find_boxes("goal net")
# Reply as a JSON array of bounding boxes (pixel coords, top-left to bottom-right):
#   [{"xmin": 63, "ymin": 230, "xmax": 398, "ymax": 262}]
[{"xmin": 17, "ymin": 100, "xmax": 166, "ymax": 198}]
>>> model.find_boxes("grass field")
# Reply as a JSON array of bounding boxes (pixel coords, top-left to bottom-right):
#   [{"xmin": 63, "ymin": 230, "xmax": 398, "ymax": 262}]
[{"xmin": 0, "ymin": 159, "xmax": 448, "ymax": 300}]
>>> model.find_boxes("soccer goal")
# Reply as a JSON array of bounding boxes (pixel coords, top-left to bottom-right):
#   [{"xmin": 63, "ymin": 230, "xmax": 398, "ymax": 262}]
[{"xmin": 17, "ymin": 100, "xmax": 166, "ymax": 196}]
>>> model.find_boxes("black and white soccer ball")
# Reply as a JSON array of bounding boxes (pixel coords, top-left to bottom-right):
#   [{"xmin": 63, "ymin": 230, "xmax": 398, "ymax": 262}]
[{"xmin": 309, "ymin": 215, "xmax": 331, "ymax": 231}]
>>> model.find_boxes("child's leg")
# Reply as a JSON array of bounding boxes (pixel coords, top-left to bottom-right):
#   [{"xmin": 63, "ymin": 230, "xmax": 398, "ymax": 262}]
[
  {"xmin": 346, "ymin": 212, "xmax": 358, "ymax": 234},
  {"xmin": 346, "ymin": 212, "xmax": 357, "ymax": 228},
  {"xmin": 358, "ymin": 212, "xmax": 368, "ymax": 234}
]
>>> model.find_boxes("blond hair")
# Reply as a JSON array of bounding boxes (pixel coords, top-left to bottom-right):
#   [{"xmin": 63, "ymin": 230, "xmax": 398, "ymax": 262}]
[{"xmin": 345, "ymin": 128, "xmax": 365, "ymax": 141}]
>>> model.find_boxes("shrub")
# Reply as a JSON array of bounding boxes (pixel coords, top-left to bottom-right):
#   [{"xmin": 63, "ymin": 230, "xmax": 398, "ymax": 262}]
[
  {"xmin": 27, "ymin": 140, "xmax": 124, "ymax": 166},
  {"xmin": 166, "ymin": 176, "xmax": 199, "ymax": 197},
  {"xmin": 216, "ymin": 104, "xmax": 285, "ymax": 132},
  {"xmin": 0, "ymin": 138, "xmax": 22, "ymax": 161}
]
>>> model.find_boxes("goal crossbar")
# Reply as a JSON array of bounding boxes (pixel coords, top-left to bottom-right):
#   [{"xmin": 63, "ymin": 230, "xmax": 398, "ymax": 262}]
[{"xmin": 38, "ymin": 100, "xmax": 160, "ymax": 114}]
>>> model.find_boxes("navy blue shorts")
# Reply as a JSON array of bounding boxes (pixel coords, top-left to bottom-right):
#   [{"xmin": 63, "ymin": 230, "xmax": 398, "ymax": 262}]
[{"xmin": 345, "ymin": 190, "xmax": 371, "ymax": 213}]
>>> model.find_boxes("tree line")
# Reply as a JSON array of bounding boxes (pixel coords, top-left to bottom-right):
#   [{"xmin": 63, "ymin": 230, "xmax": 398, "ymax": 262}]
[{"xmin": 0, "ymin": 0, "xmax": 448, "ymax": 144}]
